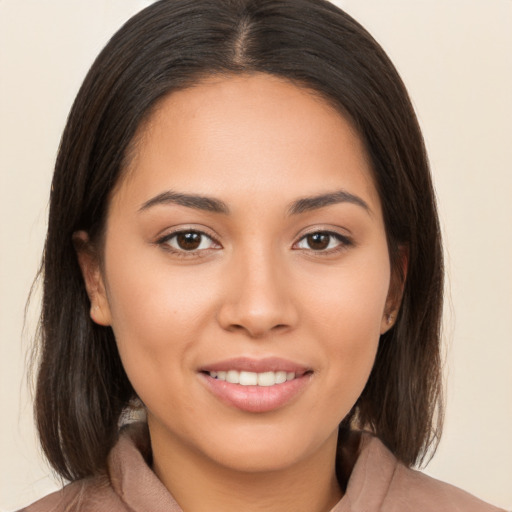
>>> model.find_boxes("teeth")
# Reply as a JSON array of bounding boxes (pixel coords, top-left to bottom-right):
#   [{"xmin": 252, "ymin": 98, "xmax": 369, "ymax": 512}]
[
  {"xmin": 275, "ymin": 371, "xmax": 287, "ymax": 384},
  {"xmin": 239, "ymin": 371, "xmax": 258, "ymax": 385},
  {"xmin": 258, "ymin": 372, "xmax": 276, "ymax": 386},
  {"xmin": 209, "ymin": 370, "xmax": 297, "ymax": 386},
  {"xmin": 226, "ymin": 370, "xmax": 239, "ymax": 384}
]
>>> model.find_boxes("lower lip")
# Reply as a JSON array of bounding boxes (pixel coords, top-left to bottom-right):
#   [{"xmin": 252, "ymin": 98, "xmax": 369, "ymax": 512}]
[{"xmin": 199, "ymin": 373, "xmax": 312, "ymax": 413}]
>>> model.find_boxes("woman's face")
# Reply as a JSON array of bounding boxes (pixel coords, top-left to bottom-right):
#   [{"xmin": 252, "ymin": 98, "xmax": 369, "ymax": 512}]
[{"xmin": 81, "ymin": 74, "xmax": 395, "ymax": 475}]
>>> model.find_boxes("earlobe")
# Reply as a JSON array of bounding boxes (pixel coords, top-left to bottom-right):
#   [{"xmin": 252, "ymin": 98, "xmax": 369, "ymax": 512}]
[
  {"xmin": 380, "ymin": 311, "xmax": 397, "ymax": 334},
  {"xmin": 380, "ymin": 245, "xmax": 409, "ymax": 335},
  {"xmin": 73, "ymin": 230, "xmax": 112, "ymax": 326},
  {"xmin": 380, "ymin": 312, "xmax": 395, "ymax": 334}
]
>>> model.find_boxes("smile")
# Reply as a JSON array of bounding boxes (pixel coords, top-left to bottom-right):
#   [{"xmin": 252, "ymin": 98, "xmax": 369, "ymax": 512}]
[
  {"xmin": 199, "ymin": 358, "xmax": 313, "ymax": 413},
  {"xmin": 208, "ymin": 370, "xmax": 297, "ymax": 386}
]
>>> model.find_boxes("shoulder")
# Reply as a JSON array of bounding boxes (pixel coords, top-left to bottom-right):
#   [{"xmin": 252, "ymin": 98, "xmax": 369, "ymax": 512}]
[
  {"xmin": 344, "ymin": 434, "xmax": 506, "ymax": 512},
  {"xmin": 18, "ymin": 475, "xmax": 126, "ymax": 512},
  {"xmin": 17, "ymin": 423, "xmax": 172, "ymax": 512},
  {"xmin": 388, "ymin": 461, "xmax": 505, "ymax": 512}
]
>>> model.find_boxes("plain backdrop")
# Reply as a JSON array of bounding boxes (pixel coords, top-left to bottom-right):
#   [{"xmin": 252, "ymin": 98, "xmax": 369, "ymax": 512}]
[{"xmin": 1, "ymin": 0, "xmax": 511, "ymax": 510}]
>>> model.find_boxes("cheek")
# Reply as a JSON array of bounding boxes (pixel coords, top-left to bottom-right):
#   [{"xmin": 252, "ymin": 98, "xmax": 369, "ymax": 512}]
[
  {"xmin": 302, "ymin": 249, "xmax": 390, "ymax": 336},
  {"xmin": 299, "ymin": 250, "xmax": 390, "ymax": 401},
  {"xmin": 103, "ymin": 252, "xmax": 220, "ymax": 385}
]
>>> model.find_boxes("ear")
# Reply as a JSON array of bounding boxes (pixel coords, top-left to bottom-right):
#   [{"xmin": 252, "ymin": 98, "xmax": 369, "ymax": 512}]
[
  {"xmin": 380, "ymin": 245, "xmax": 408, "ymax": 334},
  {"xmin": 73, "ymin": 231, "xmax": 112, "ymax": 326}
]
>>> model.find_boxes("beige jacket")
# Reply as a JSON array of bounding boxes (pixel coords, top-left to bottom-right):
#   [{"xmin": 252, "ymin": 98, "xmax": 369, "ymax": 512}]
[{"xmin": 21, "ymin": 423, "xmax": 505, "ymax": 512}]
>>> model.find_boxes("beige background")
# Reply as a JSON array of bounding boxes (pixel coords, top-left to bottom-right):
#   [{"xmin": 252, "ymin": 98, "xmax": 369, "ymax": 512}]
[{"xmin": 1, "ymin": 0, "xmax": 511, "ymax": 510}]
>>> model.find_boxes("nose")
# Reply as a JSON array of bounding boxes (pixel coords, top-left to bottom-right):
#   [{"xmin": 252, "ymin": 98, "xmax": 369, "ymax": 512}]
[{"xmin": 217, "ymin": 248, "xmax": 299, "ymax": 338}]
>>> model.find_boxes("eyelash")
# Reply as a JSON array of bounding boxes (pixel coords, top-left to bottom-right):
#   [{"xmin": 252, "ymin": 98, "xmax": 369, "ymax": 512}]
[
  {"xmin": 156, "ymin": 229, "xmax": 221, "ymax": 258},
  {"xmin": 293, "ymin": 230, "xmax": 353, "ymax": 254},
  {"xmin": 156, "ymin": 229, "xmax": 353, "ymax": 257}
]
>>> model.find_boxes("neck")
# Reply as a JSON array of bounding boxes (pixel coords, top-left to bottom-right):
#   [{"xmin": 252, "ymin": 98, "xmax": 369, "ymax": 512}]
[{"xmin": 149, "ymin": 421, "xmax": 343, "ymax": 512}]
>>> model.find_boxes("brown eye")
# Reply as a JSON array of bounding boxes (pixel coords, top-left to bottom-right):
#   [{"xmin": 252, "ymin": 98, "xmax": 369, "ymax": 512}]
[
  {"xmin": 176, "ymin": 232, "xmax": 202, "ymax": 250},
  {"xmin": 306, "ymin": 233, "xmax": 330, "ymax": 250},
  {"xmin": 161, "ymin": 230, "xmax": 219, "ymax": 253},
  {"xmin": 294, "ymin": 231, "xmax": 352, "ymax": 252}
]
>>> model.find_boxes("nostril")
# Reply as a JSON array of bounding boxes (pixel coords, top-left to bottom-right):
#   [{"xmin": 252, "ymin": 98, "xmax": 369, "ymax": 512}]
[
  {"xmin": 216, "ymin": 295, "xmax": 298, "ymax": 337},
  {"xmin": 225, "ymin": 322, "xmax": 290, "ymax": 338},
  {"xmin": 228, "ymin": 323, "xmax": 245, "ymax": 332}
]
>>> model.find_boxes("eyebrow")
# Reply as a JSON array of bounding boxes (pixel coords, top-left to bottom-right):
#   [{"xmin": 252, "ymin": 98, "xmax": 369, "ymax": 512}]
[
  {"xmin": 138, "ymin": 188, "xmax": 370, "ymax": 216},
  {"xmin": 288, "ymin": 190, "xmax": 371, "ymax": 215},
  {"xmin": 139, "ymin": 190, "xmax": 230, "ymax": 214}
]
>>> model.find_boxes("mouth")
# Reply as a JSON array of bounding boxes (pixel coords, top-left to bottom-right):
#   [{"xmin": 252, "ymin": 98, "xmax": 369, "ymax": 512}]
[
  {"xmin": 204, "ymin": 370, "xmax": 304, "ymax": 386},
  {"xmin": 198, "ymin": 358, "xmax": 313, "ymax": 413}
]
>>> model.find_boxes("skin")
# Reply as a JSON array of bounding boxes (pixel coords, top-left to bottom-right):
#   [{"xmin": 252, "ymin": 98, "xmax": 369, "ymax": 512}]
[{"xmin": 77, "ymin": 73, "xmax": 400, "ymax": 512}]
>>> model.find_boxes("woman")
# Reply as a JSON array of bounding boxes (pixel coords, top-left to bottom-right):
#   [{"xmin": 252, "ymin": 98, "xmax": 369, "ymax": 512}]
[{"xmin": 21, "ymin": 0, "xmax": 504, "ymax": 510}]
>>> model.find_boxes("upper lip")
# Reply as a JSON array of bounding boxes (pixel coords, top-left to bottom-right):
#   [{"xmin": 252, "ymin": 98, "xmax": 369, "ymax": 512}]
[{"xmin": 199, "ymin": 357, "xmax": 311, "ymax": 375}]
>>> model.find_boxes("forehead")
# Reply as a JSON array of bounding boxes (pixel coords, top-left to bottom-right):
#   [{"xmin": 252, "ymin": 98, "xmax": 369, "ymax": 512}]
[{"xmin": 116, "ymin": 73, "xmax": 380, "ymax": 212}]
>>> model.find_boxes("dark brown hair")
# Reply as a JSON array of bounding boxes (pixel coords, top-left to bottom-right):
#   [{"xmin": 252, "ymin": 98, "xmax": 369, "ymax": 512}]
[{"xmin": 35, "ymin": 0, "xmax": 443, "ymax": 482}]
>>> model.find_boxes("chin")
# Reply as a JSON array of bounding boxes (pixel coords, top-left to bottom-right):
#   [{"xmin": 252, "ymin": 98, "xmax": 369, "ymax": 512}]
[{"xmin": 195, "ymin": 421, "xmax": 340, "ymax": 474}]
